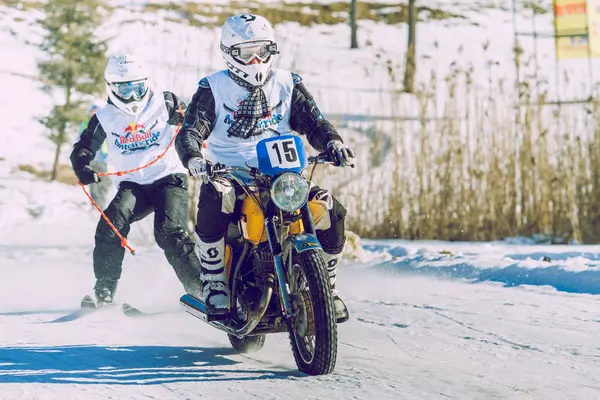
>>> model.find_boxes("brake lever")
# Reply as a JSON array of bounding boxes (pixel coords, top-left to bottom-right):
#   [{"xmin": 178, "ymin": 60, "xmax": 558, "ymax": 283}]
[{"xmin": 202, "ymin": 162, "xmax": 214, "ymax": 184}]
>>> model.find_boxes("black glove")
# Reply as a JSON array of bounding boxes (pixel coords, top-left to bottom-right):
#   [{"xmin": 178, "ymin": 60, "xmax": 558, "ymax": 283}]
[
  {"xmin": 76, "ymin": 165, "xmax": 100, "ymax": 185},
  {"xmin": 326, "ymin": 140, "xmax": 355, "ymax": 167}
]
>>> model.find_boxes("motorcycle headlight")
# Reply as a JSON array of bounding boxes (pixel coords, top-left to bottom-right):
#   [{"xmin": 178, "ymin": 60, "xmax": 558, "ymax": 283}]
[{"xmin": 270, "ymin": 173, "xmax": 309, "ymax": 212}]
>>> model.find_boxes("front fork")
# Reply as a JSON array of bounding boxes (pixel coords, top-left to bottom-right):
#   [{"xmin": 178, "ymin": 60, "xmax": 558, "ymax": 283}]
[
  {"xmin": 265, "ymin": 204, "xmax": 318, "ymax": 319},
  {"xmin": 265, "ymin": 215, "xmax": 295, "ymax": 318}
]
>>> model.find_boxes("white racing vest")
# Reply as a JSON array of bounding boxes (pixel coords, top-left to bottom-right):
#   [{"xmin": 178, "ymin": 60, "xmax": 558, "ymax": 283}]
[
  {"xmin": 204, "ymin": 69, "xmax": 295, "ymax": 168},
  {"xmin": 96, "ymin": 92, "xmax": 186, "ymax": 186}
]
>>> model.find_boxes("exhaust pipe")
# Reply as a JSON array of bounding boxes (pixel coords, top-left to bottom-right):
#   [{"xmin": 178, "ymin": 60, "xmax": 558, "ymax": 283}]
[{"xmin": 180, "ymin": 274, "xmax": 275, "ymax": 339}]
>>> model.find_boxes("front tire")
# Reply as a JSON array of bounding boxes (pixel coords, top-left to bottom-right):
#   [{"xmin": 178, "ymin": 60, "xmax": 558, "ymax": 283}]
[
  {"xmin": 228, "ymin": 334, "xmax": 266, "ymax": 353},
  {"xmin": 287, "ymin": 249, "xmax": 337, "ymax": 375}
]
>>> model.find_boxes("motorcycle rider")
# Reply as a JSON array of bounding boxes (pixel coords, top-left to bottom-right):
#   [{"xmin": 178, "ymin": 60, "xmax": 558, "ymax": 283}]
[
  {"xmin": 71, "ymin": 54, "xmax": 202, "ymax": 305},
  {"xmin": 175, "ymin": 14, "xmax": 355, "ymax": 322}
]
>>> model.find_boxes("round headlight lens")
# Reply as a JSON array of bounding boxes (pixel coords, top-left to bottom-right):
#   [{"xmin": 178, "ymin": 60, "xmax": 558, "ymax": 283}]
[{"xmin": 270, "ymin": 173, "xmax": 309, "ymax": 212}]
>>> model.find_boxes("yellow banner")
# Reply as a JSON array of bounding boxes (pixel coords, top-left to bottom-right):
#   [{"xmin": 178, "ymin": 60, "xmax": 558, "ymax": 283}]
[
  {"xmin": 554, "ymin": 0, "xmax": 589, "ymax": 59},
  {"xmin": 587, "ymin": 0, "xmax": 600, "ymax": 56}
]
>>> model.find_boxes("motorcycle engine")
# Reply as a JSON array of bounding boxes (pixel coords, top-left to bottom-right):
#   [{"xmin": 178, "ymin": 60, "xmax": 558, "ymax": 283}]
[
  {"xmin": 235, "ymin": 242, "xmax": 274, "ymax": 321},
  {"xmin": 252, "ymin": 241, "xmax": 274, "ymax": 280}
]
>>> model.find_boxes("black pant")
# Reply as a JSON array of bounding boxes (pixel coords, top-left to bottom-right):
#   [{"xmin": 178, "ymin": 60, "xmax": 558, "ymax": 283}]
[
  {"xmin": 93, "ymin": 173, "xmax": 201, "ymax": 287},
  {"xmin": 195, "ymin": 183, "xmax": 347, "ymax": 254}
]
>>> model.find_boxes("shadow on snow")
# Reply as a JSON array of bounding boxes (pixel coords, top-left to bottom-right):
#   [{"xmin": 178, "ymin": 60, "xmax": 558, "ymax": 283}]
[{"xmin": 0, "ymin": 345, "xmax": 303, "ymax": 384}]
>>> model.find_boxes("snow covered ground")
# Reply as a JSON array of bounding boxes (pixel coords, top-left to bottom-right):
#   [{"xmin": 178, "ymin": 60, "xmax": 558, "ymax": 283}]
[
  {"xmin": 0, "ymin": 240, "xmax": 599, "ymax": 399},
  {"xmin": 2, "ymin": 157, "xmax": 600, "ymax": 399}
]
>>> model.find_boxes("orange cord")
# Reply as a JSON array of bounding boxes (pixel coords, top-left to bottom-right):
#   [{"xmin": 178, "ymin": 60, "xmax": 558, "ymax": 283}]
[
  {"xmin": 79, "ymin": 181, "xmax": 136, "ymax": 255},
  {"xmin": 78, "ymin": 106, "xmax": 186, "ymax": 255}
]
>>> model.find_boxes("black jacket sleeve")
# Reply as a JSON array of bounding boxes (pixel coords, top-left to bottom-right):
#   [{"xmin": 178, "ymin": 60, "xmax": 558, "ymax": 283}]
[
  {"xmin": 289, "ymin": 75, "xmax": 343, "ymax": 152},
  {"xmin": 163, "ymin": 91, "xmax": 187, "ymax": 125},
  {"xmin": 175, "ymin": 79, "xmax": 217, "ymax": 168},
  {"xmin": 70, "ymin": 114, "xmax": 106, "ymax": 175}
]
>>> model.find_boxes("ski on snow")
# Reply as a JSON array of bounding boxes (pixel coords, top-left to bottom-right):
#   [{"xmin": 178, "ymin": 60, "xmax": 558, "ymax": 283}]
[
  {"xmin": 46, "ymin": 295, "xmax": 155, "ymax": 323},
  {"xmin": 45, "ymin": 295, "xmax": 114, "ymax": 323},
  {"xmin": 121, "ymin": 303, "xmax": 173, "ymax": 318},
  {"xmin": 121, "ymin": 302, "xmax": 151, "ymax": 318}
]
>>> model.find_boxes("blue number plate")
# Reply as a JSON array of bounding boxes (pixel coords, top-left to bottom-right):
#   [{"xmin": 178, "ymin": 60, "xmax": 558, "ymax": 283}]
[{"xmin": 256, "ymin": 135, "xmax": 308, "ymax": 176}]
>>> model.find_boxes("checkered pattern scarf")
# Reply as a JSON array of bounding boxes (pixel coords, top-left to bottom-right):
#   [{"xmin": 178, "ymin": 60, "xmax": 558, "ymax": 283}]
[{"xmin": 227, "ymin": 71, "xmax": 272, "ymax": 139}]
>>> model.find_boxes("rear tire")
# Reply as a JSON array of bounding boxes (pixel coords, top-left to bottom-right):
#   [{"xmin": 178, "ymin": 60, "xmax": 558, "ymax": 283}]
[
  {"xmin": 228, "ymin": 334, "xmax": 266, "ymax": 353},
  {"xmin": 287, "ymin": 249, "xmax": 337, "ymax": 375}
]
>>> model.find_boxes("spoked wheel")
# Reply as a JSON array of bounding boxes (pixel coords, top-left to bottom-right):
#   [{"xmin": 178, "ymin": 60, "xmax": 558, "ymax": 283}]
[
  {"xmin": 228, "ymin": 334, "xmax": 266, "ymax": 353},
  {"xmin": 287, "ymin": 249, "xmax": 337, "ymax": 375}
]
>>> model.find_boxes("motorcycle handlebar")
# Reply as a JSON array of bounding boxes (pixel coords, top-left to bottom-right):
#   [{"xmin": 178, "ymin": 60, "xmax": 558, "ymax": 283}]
[
  {"xmin": 201, "ymin": 163, "xmax": 237, "ymax": 184},
  {"xmin": 308, "ymin": 153, "xmax": 355, "ymax": 169},
  {"xmin": 202, "ymin": 154, "xmax": 354, "ymax": 183},
  {"xmin": 307, "ymin": 154, "xmax": 330, "ymax": 164}
]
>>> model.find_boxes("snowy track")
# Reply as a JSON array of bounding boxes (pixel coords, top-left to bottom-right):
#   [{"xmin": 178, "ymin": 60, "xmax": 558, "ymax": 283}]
[{"xmin": 0, "ymin": 245, "xmax": 599, "ymax": 399}]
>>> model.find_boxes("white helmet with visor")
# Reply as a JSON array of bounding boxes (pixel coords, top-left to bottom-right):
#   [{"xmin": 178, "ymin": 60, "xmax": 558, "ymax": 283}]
[
  {"xmin": 104, "ymin": 54, "xmax": 151, "ymax": 115},
  {"xmin": 220, "ymin": 14, "xmax": 279, "ymax": 86}
]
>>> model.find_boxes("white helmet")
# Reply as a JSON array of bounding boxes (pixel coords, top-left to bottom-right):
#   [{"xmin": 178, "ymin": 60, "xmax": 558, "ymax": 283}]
[
  {"xmin": 104, "ymin": 54, "xmax": 151, "ymax": 115},
  {"xmin": 220, "ymin": 14, "xmax": 279, "ymax": 86}
]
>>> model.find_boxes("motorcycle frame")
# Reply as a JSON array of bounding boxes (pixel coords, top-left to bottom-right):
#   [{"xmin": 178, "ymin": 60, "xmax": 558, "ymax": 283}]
[{"xmin": 180, "ymin": 168, "xmax": 323, "ymax": 339}]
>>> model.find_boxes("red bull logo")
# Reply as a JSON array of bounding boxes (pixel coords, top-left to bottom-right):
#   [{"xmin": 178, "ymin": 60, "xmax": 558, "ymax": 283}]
[
  {"xmin": 111, "ymin": 119, "xmax": 162, "ymax": 154},
  {"xmin": 119, "ymin": 131, "xmax": 153, "ymax": 145},
  {"xmin": 123, "ymin": 122, "xmax": 145, "ymax": 134},
  {"xmin": 120, "ymin": 122, "xmax": 150, "ymax": 145}
]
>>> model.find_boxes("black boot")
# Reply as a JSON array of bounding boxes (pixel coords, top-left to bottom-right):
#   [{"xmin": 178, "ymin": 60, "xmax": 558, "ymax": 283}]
[{"xmin": 94, "ymin": 278, "xmax": 118, "ymax": 306}]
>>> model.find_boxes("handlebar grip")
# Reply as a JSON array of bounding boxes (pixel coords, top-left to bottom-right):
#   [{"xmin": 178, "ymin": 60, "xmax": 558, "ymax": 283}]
[{"xmin": 309, "ymin": 153, "xmax": 330, "ymax": 164}]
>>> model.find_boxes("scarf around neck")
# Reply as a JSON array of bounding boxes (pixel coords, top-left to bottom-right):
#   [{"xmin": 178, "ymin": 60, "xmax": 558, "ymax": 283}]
[{"xmin": 227, "ymin": 70, "xmax": 273, "ymax": 139}]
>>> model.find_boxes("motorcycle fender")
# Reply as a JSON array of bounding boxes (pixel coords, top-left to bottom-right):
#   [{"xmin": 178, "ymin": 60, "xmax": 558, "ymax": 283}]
[
  {"xmin": 290, "ymin": 233, "xmax": 322, "ymax": 253},
  {"xmin": 240, "ymin": 196, "xmax": 268, "ymax": 245},
  {"xmin": 289, "ymin": 200, "xmax": 330, "ymax": 234}
]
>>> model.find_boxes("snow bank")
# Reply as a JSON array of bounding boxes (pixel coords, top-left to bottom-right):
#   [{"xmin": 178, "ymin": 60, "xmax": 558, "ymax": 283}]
[{"xmin": 362, "ymin": 240, "xmax": 600, "ymax": 295}]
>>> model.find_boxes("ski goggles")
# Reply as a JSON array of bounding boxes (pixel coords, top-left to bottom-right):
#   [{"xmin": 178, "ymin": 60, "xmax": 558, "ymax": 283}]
[
  {"xmin": 109, "ymin": 79, "xmax": 148, "ymax": 101},
  {"xmin": 222, "ymin": 41, "xmax": 279, "ymax": 65}
]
